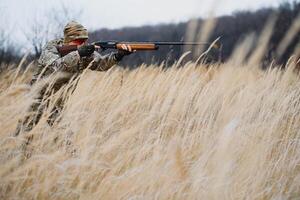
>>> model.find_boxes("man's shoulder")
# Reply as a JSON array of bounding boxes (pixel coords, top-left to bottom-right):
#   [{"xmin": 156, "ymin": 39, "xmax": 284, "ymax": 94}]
[
  {"xmin": 44, "ymin": 38, "xmax": 64, "ymax": 48},
  {"xmin": 38, "ymin": 38, "xmax": 64, "ymax": 65}
]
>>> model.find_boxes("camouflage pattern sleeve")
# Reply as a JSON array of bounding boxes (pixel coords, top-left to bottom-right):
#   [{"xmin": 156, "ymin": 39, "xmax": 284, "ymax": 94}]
[
  {"xmin": 38, "ymin": 40, "xmax": 80, "ymax": 74},
  {"xmin": 88, "ymin": 51, "xmax": 119, "ymax": 71}
]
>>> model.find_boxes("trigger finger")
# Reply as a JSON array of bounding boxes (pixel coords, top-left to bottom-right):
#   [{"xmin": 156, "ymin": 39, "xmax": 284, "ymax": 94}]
[
  {"xmin": 127, "ymin": 45, "xmax": 132, "ymax": 52},
  {"xmin": 121, "ymin": 44, "xmax": 127, "ymax": 50}
]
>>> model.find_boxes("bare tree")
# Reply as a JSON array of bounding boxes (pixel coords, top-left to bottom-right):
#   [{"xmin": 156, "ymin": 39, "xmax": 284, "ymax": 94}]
[
  {"xmin": 24, "ymin": 1, "xmax": 82, "ymax": 57},
  {"xmin": 24, "ymin": 16, "xmax": 51, "ymax": 57}
]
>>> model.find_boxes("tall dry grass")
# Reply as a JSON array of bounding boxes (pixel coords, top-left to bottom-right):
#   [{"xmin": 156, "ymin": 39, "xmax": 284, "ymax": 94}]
[
  {"xmin": 0, "ymin": 57, "xmax": 300, "ymax": 199},
  {"xmin": 1, "ymin": 18, "xmax": 300, "ymax": 199}
]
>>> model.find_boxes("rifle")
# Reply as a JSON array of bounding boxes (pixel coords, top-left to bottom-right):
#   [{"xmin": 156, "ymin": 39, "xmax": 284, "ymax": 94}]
[{"xmin": 57, "ymin": 40, "xmax": 222, "ymax": 57}]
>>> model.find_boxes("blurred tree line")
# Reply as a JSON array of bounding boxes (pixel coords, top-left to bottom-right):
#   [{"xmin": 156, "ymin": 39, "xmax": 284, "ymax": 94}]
[
  {"xmin": 0, "ymin": 1, "xmax": 299, "ymax": 68},
  {"xmin": 89, "ymin": 1, "xmax": 300, "ymax": 67}
]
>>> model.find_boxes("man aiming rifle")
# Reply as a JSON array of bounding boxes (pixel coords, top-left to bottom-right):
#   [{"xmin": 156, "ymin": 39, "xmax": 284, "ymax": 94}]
[
  {"xmin": 15, "ymin": 21, "xmax": 134, "ymax": 135},
  {"xmin": 15, "ymin": 21, "xmax": 221, "ymax": 135}
]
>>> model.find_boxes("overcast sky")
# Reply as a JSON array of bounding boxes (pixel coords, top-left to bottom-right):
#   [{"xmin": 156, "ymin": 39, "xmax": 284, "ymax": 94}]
[{"xmin": 0, "ymin": 0, "xmax": 290, "ymax": 50}]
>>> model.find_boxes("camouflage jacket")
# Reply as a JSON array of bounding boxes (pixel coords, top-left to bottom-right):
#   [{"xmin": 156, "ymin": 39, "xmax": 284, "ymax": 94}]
[{"xmin": 31, "ymin": 38, "xmax": 119, "ymax": 85}]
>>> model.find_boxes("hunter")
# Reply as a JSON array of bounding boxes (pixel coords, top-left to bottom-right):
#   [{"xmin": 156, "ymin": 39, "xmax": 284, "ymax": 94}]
[{"xmin": 15, "ymin": 21, "xmax": 133, "ymax": 135}]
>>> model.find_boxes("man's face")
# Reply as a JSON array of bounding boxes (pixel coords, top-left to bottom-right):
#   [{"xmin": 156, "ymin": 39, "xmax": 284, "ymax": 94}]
[{"xmin": 69, "ymin": 39, "xmax": 88, "ymax": 46}]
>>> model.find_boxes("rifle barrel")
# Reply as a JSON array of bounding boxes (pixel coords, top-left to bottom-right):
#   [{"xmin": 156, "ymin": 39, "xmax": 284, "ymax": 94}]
[
  {"xmin": 155, "ymin": 42, "xmax": 210, "ymax": 46},
  {"xmin": 120, "ymin": 42, "xmax": 210, "ymax": 46}
]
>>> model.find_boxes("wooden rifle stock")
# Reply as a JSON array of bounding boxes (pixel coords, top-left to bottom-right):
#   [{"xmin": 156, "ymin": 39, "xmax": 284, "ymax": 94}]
[{"xmin": 57, "ymin": 45, "xmax": 78, "ymax": 56}]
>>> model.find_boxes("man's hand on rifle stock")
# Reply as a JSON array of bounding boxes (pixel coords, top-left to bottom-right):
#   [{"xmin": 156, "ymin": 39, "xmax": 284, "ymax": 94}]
[{"xmin": 115, "ymin": 44, "xmax": 135, "ymax": 61}]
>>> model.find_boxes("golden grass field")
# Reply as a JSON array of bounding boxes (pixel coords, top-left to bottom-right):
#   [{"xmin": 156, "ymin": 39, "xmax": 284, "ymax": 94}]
[
  {"xmin": 0, "ymin": 57, "xmax": 300, "ymax": 199},
  {"xmin": 1, "ymin": 18, "xmax": 300, "ymax": 199}
]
